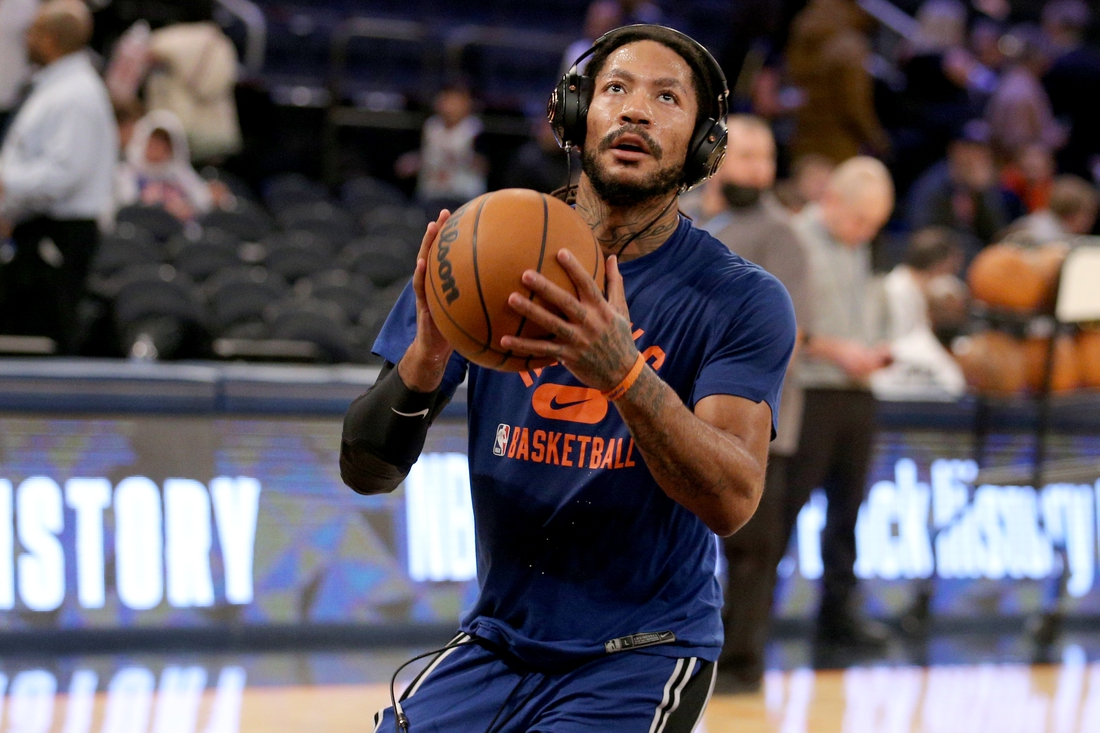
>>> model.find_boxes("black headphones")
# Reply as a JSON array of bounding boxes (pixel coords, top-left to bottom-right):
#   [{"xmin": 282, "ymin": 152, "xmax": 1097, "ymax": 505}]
[{"xmin": 546, "ymin": 24, "xmax": 729, "ymax": 192}]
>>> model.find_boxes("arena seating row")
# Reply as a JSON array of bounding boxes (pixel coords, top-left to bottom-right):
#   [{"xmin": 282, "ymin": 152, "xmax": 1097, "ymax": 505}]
[{"xmin": 89, "ymin": 174, "xmax": 424, "ymax": 364}]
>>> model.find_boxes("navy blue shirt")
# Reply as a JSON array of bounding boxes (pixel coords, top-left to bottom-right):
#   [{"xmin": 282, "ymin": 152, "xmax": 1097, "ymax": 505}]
[{"xmin": 375, "ymin": 216, "xmax": 796, "ymax": 670}]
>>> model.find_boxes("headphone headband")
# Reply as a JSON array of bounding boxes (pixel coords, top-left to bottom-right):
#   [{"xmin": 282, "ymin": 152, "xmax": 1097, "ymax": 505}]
[{"xmin": 547, "ymin": 24, "xmax": 729, "ymax": 191}]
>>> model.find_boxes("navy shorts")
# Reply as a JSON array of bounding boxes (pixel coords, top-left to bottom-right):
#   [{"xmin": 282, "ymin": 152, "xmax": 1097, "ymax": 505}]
[{"xmin": 372, "ymin": 633, "xmax": 716, "ymax": 733}]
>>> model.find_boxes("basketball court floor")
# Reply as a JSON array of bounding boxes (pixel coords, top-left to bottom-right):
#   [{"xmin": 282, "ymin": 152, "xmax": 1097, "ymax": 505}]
[{"xmin": 2, "ymin": 634, "xmax": 1098, "ymax": 732}]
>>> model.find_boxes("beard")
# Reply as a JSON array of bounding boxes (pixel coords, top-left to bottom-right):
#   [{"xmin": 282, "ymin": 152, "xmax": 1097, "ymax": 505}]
[
  {"xmin": 722, "ymin": 182, "xmax": 763, "ymax": 209},
  {"xmin": 581, "ymin": 127, "xmax": 683, "ymax": 207}
]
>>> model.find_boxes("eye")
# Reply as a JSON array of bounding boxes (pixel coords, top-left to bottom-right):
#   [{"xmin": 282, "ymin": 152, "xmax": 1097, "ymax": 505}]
[
  {"xmin": 658, "ymin": 91, "xmax": 679, "ymax": 104},
  {"xmin": 606, "ymin": 82, "xmax": 625, "ymax": 93}
]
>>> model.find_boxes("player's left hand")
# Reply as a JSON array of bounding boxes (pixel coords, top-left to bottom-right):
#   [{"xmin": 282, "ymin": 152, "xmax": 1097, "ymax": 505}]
[{"xmin": 501, "ymin": 249, "xmax": 640, "ymax": 392}]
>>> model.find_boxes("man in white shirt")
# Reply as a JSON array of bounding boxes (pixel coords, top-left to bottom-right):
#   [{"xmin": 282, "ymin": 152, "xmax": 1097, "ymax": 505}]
[{"xmin": 0, "ymin": 0, "xmax": 118, "ymax": 354}]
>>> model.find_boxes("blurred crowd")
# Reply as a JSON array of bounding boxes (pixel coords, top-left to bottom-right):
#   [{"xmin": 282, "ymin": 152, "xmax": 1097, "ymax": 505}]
[{"xmin": 0, "ymin": 0, "xmax": 1097, "ymax": 369}]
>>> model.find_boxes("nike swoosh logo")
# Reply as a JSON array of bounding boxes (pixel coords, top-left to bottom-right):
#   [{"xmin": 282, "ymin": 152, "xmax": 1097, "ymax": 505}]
[
  {"xmin": 549, "ymin": 394, "xmax": 597, "ymax": 410},
  {"xmin": 391, "ymin": 407, "xmax": 429, "ymax": 418}
]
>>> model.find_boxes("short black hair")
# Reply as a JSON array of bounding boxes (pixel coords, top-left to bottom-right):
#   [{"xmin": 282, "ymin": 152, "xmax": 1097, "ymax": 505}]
[
  {"xmin": 905, "ymin": 227, "xmax": 962, "ymax": 272},
  {"xmin": 583, "ymin": 26, "xmax": 720, "ymax": 126}
]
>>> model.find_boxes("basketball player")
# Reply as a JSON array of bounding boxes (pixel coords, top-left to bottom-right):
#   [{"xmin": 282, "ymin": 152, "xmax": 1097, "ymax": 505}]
[{"xmin": 341, "ymin": 25, "xmax": 796, "ymax": 732}]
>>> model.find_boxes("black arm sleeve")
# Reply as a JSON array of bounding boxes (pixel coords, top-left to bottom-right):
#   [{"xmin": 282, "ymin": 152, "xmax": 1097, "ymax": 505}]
[{"xmin": 340, "ymin": 361, "xmax": 452, "ymax": 495}]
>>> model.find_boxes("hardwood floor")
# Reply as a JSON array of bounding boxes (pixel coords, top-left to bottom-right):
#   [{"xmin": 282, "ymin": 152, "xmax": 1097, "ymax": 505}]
[{"xmin": 6, "ymin": 658, "xmax": 1098, "ymax": 732}]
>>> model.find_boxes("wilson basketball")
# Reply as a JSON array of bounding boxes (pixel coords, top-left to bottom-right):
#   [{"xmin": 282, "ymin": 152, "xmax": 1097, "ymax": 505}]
[{"xmin": 425, "ymin": 188, "xmax": 606, "ymax": 371}]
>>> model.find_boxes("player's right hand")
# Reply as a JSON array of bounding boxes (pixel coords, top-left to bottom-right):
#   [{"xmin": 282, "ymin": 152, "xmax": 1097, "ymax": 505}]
[{"xmin": 400, "ymin": 210, "xmax": 454, "ymax": 392}]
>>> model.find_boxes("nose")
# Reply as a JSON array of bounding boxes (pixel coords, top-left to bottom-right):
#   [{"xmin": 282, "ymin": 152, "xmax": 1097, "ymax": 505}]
[{"xmin": 618, "ymin": 90, "xmax": 653, "ymax": 127}]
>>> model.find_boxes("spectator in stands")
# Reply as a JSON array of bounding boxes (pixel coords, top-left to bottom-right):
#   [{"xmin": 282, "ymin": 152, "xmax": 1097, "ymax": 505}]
[
  {"xmin": 785, "ymin": 0, "xmax": 890, "ymax": 164},
  {"xmin": 115, "ymin": 109, "xmax": 219, "ymax": 221},
  {"xmin": 0, "ymin": 0, "xmax": 39, "ymax": 140},
  {"xmin": 0, "ymin": 0, "xmax": 118, "ymax": 354},
  {"xmin": 787, "ymin": 156, "xmax": 895, "ymax": 650},
  {"xmin": 872, "ymin": 227, "xmax": 967, "ymax": 399},
  {"xmin": 774, "ymin": 153, "xmax": 834, "ymax": 214},
  {"xmin": 703, "ymin": 115, "xmax": 810, "ymax": 694},
  {"xmin": 560, "ymin": 1, "xmax": 622, "ymax": 75},
  {"xmin": 397, "ymin": 82, "xmax": 488, "ymax": 214},
  {"xmin": 1041, "ymin": 0, "xmax": 1100, "ymax": 180},
  {"xmin": 1000, "ymin": 142, "xmax": 1055, "ymax": 215},
  {"xmin": 501, "ymin": 117, "xmax": 571, "ymax": 194},
  {"xmin": 144, "ymin": 18, "xmax": 242, "ymax": 162},
  {"xmin": 1002, "ymin": 174, "xmax": 1099, "ymax": 245},
  {"xmin": 985, "ymin": 25, "xmax": 1063, "ymax": 164},
  {"xmin": 907, "ymin": 121, "xmax": 1008, "ymax": 257}
]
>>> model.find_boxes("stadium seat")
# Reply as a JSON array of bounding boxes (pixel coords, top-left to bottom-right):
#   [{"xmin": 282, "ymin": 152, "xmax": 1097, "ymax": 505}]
[
  {"xmin": 341, "ymin": 175, "xmax": 407, "ymax": 216},
  {"xmin": 276, "ymin": 201, "xmax": 361, "ymax": 248},
  {"xmin": 110, "ymin": 264, "xmax": 209, "ymax": 360},
  {"xmin": 267, "ymin": 298, "xmax": 353, "ymax": 363},
  {"xmin": 294, "ymin": 269, "xmax": 375, "ymax": 323},
  {"xmin": 341, "ymin": 240, "xmax": 414, "ymax": 288},
  {"xmin": 203, "ymin": 266, "xmax": 289, "ymax": 336},
  {"xmin": 92, "ymin": 224, "xmax": 161, "ymax": 278},
  {"xmin": 115, "ymin": 204, "xmax": 184, "ymax": 243},
  {"xmin": 264, "ymin": 235, "xmax": 334, "ymax": 282},
  {"xmin": 262, "ymin": 172, "xmax": 331, "ymax": 211},
  {"xmin": 200, "ymin": 199, "xmax": 275, "ymax": 242},
  {"xmin": 171, "ymin": 229, "xmax": 243, "ymax": 282}
]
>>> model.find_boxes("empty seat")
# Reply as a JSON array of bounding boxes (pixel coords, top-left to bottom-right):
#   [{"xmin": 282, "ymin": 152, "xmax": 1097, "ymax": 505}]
[
  {"xmin": 171, "ymin": 228, "xmax": 242, "ymax": 282},
  {"xmin": 295, "ymin": 269, "xmax": 375, "ymax": 322},
  {"xmin": 93, "ymin": 225, "xmax": 161, "ymax": 278},
  {"xmin": 267, "ymin": 298, "xmax": 353, "ymax": 363},
  {"xmin": 111, "ymin": 264, "xmax": 208, "ymax": 359},
  {"xmin": 264, "ymin": 235, "xmax": 333, "ymax": 282},
  {"xmin": 276, "ymin": 201, "xmax": 360, "ymax": 248},
  {"xmin": 200, "ymin": 199, "xmax": 274, "ymax": 242},
  {"xmin": 342, "ymin": 239, "xmax": 415, "ymax": 288},
  {"xmin": 341, "ymin": 175, "xmax": 407, "ymax": 215},
  {"xmin": 204, "ymin": 266, "xmax": 289, "ymax": 335},
  {"xmin": 116, "ymin": 204, "xmax": 184, "ymax": 242},
  {"xmin": 262, "ymin": 172, "xmax": 330, "ymax": 211}
]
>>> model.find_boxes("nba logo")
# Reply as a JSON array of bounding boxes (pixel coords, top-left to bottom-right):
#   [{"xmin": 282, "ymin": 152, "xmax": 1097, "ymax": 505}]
[{"xmin": 493, "ymin": 424, "xmax": 510, "ymax": 456}]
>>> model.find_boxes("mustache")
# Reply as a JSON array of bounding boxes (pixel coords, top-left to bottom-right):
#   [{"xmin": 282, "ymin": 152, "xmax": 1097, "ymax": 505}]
[{"xmin": 597, "ymin": 126, "xmax": 663, "ymax": 160}]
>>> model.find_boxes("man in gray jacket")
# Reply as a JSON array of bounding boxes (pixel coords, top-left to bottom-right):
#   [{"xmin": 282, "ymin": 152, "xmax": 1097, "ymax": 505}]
[{"xmin": 703, "ymin": 115, "xmax": 811, "ymax": 692}]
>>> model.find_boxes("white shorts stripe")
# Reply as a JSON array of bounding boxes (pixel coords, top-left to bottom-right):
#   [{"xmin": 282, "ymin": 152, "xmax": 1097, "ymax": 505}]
[
  {"xmin": 683, "ymin": 662, "xmax": 716, "ymax": 733},
  {"xmin": 649, "ymin": 658, "xmax": 692, "ymax": 733},
  {"xmin": 656, "ymin": 657, "xmax": 697, "ymax": 733},
  {"xmin": 403, "ymin": 632, "xmax": 471, "ymax": 701}
]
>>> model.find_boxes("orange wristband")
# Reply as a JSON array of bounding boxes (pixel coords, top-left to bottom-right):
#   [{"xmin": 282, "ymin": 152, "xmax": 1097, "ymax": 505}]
[{"xmin": 601, "ymin": 353, "xmax": 646, "ymax": 402}]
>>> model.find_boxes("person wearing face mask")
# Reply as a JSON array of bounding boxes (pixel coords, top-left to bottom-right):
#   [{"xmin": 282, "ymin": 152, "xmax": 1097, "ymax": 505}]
[{"xmin": 701, "ymin": 115, "xmax": 811, "ymax": 693}]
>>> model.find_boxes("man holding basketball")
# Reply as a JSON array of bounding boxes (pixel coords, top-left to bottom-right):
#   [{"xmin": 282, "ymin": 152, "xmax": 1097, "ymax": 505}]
[{"xmin": 342, "ymin": 25, "xmax": 796, "ymax": 733}]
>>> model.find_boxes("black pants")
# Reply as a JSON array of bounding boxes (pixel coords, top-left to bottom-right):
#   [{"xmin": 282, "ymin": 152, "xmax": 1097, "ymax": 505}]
[
  {"xmin": 719, "ymin": 454, "xmax": 788, "ymax": 678},
  {"xmin": 782, "ymin": 388, "xmax": 877, "ymax": 619},
  {"xmin": 0, "ymin": 217, "xmax": 98, "ymax": 354}
]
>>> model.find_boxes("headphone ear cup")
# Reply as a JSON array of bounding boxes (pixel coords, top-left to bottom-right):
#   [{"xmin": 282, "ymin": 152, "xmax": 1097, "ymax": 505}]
[
  {"xmin": 683, "ymin": 118, "xmax": 727, "ymax": 190},
  {"xmin": 547, "ymin": 72, "xmax": 592, "ymax": 150}
]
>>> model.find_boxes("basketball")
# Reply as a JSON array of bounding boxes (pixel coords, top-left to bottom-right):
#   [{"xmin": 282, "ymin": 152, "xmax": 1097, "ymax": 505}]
[
  {"xmin": 1022, "ymin": 335, "xmax": 1080, "ymax": 393},
  {"xmin": 424, "ymin": 188, "xmax": 606, "ymax": 371},
  {"xmin": 1077, "ymin": 328, "xmax": 1100, "ymax": 388},
  {"xmin": 953, "ymin": 330, "xmax": 1028, "ymax": 395},
  {"xmin": 968, "ymin": 242, "xmax": 1068, "ymax": 312}
]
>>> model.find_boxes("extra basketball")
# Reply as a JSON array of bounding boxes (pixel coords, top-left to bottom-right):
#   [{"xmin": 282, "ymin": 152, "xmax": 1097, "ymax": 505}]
[{"xmin": 425, "ymin": 188, "xmax": 606, "ymax": 371}]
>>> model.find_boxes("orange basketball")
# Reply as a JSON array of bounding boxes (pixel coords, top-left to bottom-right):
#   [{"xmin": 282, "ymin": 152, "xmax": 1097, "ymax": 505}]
[
  {"xmin": 968, "ymin": 242, "xmax": 1068, "ymax": 312},
  {"xmin": 1022, "ymin": 335, "xmax": 1080, "ymax": 393},
  {"xmin": 952, "ymin": 331, "xmax": 1028, "ymax": 395},
  {"xmin": 1076, "ymin": 328, "xmax": 1100, "ymax": 388},
  {"xmin": 424, "ymin": 189, "xmax": 606, "ymax": 371}
]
